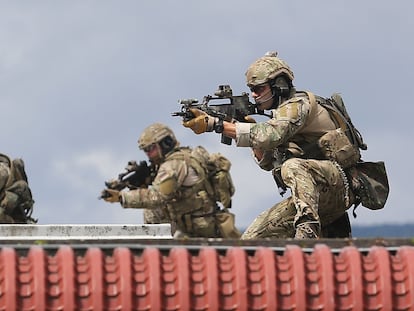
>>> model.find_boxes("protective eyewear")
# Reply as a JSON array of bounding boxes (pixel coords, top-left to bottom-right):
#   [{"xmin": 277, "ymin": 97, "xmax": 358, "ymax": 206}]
[{"xmin": 249, "ymin": 84, "xmax": 267, "ymax": 94}]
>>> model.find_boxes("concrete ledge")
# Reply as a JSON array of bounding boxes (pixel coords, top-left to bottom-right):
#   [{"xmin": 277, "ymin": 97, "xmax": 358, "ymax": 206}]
[{"xmin": 0, "ymin": 224, "xmax": 172, "ymax": 241}]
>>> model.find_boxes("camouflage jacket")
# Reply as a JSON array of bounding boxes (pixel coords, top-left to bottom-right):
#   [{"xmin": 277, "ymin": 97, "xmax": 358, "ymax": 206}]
[
  {"xmin": 235, "ymin": 91, "xmax": 338, "ymax": 170},
  {"xmin": 121, "ymin": 147, "xmax": 216, "ymax": 221}
]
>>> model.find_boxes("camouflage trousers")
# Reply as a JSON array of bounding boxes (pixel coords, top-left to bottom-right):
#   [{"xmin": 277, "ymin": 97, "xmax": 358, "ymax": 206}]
[
  {"xmin": 143, "ymin": 207, "xmax": 170, "ymax": 224},
  {"xmin": 241, "ymin": 158, "xmax": 353, "ymax": 239},
  {"xmin": 144, "ymin": 207, "xmax": 180, "ymax": 236}
]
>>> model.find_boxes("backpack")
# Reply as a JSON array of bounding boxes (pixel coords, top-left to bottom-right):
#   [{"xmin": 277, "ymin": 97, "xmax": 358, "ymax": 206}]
[
  {"xmin": 191, "ymin": 146, "xmax": 235, "ymax": 209},
  {"xmin": 307, "ymin": 92, "xmax": 389, "ymax": 212},
  {"xmin": 0, "ymin": 154, "xmax": 36, "ymax": 224},
  {"xmin": 192, "ymin": 146, "xmax": 239, "ymax": 238},
  {"xmin": 319, "ymin": 92, "xmax": 367, "ymax": 152}
]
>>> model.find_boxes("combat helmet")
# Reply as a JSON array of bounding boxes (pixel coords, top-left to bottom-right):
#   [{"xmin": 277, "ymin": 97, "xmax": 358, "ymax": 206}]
[
  {"xmin": 245, "ymin": 51, "xmax": 294, "ymax": 88},
  {"xmin": 138, "ymin": 123, "xmax": 178, "ymax": 155}
]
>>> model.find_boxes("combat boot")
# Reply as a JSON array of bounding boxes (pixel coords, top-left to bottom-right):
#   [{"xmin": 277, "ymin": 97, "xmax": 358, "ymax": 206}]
[{"xmin": 294, "ymin": 222, "xmax": 321, "ymax": 239}]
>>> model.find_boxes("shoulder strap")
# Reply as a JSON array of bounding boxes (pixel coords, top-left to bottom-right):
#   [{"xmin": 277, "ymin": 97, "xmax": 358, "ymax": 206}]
[
  {"xmin": 305, "ymin": 90, "xmax": 347, "ymax": 131},
  {"xmin": 305, "ymin": 91, "xmax": 367, "ymax": 151},
  {"xmin": 304, "ymin": 90, "xmax": 316, "ymax": 110}
]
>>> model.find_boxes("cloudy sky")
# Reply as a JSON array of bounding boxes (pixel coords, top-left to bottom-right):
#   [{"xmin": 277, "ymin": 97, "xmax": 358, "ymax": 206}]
[{"xmin": 0, "ymin": 1, "xmax": 412, "ymax": 232}]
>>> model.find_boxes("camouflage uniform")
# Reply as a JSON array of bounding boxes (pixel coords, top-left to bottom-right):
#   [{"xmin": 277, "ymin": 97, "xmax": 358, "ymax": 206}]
[
  {"xmin": 143, "ymin": 208, "xmax": 169, "ymax": 224},
  {"xmin": 121, "ymin": 146, "xmax": 219, "ymax": 238},
  {"xmin": 111, "ymin": 123, "xmax": 226, "ymax": 237},
  {"xmin": 236, "ymin": 52, "xmax": 356, "ymax": 239}
]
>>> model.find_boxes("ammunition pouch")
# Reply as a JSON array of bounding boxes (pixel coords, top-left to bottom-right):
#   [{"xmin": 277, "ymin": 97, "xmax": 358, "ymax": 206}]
[
  {"xmin": 347, "ymin": 161, "xmax": 389, "ymax": 211},
  {"xmin": 215, "ymin": 209, "xmax": 241, "ymax": 238},
  {"xmin": 318, "ymin": 128, "xmax": 360, "ymax": 169},
  {"xmin": 177, "ymin": 208, "xmax": 241, "ymax": 238},
  {"xmin": 177, "ymin": 211, "xmax": 217, "ymax": 238}
]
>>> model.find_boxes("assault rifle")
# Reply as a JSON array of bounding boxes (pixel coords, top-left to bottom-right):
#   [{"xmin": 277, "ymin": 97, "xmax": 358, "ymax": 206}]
[
  {"xmin": 172, "ymin": 85, "xmax": 264, "ymax": 145},
  {"xmin": 99, "ymin": 160, "xmax": 155, "ymax": 199}
]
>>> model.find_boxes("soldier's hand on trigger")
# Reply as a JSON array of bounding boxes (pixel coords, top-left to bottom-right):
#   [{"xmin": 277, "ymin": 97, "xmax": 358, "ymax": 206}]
[
  {"xmin": 182, "ymin": 108, "xmax": 216, "ymax": 134},
  {"xmin": 102, "ymin": 189, "xmax": 121, "ymax": 203}
]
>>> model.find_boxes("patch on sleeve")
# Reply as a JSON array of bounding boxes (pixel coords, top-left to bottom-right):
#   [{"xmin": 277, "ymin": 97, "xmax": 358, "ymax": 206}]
[
  {"xmin": 274, "ymin": 101, "xmax": 302, "ymax": 123},
  {"xmin": 158, "ymin": 177, "xmax": 177, "ymax": 196}
]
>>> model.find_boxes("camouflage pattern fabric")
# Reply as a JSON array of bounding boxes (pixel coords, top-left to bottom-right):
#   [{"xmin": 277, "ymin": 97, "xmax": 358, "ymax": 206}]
[
  {"xmin": 348, "ymin": 161, "xmax": 389, "ymax": 210},
  {"xmin": 241, "ymin": 158, "xmax": 353, "ymax": 239},
  {"xmin": 0, "ymin": 155, "xmax": 36, "ymax": 224},
  {"xmin": 236, "ymin": 92, "xmax": 337, "ymax": 150},
  {"xmin": 236, "ymin": 91, "xmax": 357, "ymax": 239},
  {"xmin": 143, "ymin": 208, "xmax": 170, "ymax": 224},
  {"xmin": 0, "ymin": 162, "xmax": 10, "ymax": 193},
  {"xmin": 122, "ymin": 147, "xmax": 219, "ymax": 238},
  {"xmin": 241, "ymin": 197, "xmax": 296, "ymax": 239},
  {"xmin": 0, "ymin": 162, "xmax": 14, "ymax": 223}
]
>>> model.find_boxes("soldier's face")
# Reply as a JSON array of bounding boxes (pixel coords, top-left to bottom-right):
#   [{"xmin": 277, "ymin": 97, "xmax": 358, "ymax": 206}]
[
  {"xmin": 145, "ymin": 143, "xmax": 162, "ymax": 164},
  {"xmin": 251, "ymin": 83, "xmax": 273, "ymax": 110}
]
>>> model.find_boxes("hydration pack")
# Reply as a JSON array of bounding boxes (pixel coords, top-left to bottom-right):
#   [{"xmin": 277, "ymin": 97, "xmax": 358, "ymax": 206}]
[{"xmin": 191, "ymin": 146, "xmax": 235, "ymax": 209}]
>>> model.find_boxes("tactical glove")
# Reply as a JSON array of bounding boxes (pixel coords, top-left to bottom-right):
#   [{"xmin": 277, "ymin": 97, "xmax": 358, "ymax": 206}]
[
  {"xmin": 102, "ymin": 189, "xmax": 121, "ymax": 203},
  {"xmin": 244, "ymin": 115, "xmax": 257, "ymax": 123},
  {"xmin": 182, "ymin": 108, "xmax": 219, "ymax": 134}
]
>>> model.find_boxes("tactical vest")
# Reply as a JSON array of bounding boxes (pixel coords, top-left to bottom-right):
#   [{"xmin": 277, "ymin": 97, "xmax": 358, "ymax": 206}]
[
  {"xmin": 163, "ymin": 148, "xmax": 216, "ymax": 222},
  {"xmin": 273, "ymin": 91, "xmax": 360, "ymax": 168}
]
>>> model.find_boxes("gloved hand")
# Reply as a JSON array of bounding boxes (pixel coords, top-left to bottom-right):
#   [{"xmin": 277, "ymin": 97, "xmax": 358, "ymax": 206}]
[
  {"xmin": 182, "ymin": 108, "xmax": 217, "ymax": 134},
  {"xmin": 244, "ymin": 115, "xmax": 257, "ymax": 123},
  {"xmin": 102, "ymin": 189, "xmax": 121, "ymax": 203}
]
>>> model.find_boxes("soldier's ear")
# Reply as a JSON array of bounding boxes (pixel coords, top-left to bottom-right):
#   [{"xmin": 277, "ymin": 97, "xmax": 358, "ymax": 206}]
[
  {"xmin": 160, "ymin": 136, "xmax": 175, "ymax": 154},
  {"xmin": 271, "ymin": 76, "xmax": 290, "ymax": 98}
]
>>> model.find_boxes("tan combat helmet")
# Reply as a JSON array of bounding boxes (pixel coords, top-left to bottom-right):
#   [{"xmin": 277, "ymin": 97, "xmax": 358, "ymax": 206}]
[
  {"xmin": 138, "ymin": 123, "xmax": 178, "ymax": 151},
  {"xmin": 245, "ymin": 51, "xmax": 294, "ymax": 88}
]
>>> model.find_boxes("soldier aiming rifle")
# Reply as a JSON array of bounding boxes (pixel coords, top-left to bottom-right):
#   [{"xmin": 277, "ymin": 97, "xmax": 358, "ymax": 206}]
[
  {"xmin": 101, "ymin": 123, "xmax": 241, "ymax": 238},
  {"xmin": 172, "ymin": 84, "xmax": 269, "ymax": 145},
  {"xmin": 180, "ymin": 51, "xmax": 389, "ymax": 239},
  {"xmin": 100, "ymin": 160, "xmax": 155, "ymax": 199}
]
